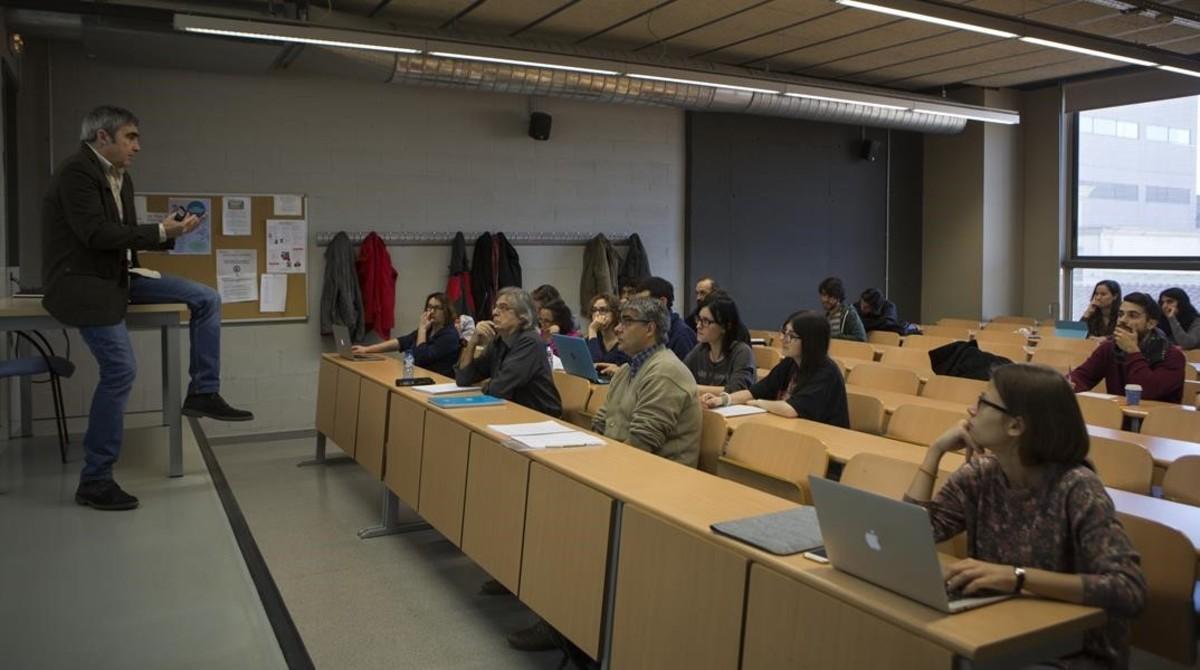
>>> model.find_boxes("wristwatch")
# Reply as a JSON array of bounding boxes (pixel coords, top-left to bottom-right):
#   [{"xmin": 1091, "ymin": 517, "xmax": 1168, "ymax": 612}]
[{"xmin": 1012, "ymin": 566, "xmax": 1026, "ymax": 594}]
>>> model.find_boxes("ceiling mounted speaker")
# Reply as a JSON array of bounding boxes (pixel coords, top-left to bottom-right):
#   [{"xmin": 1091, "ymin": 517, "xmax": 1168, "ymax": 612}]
[
  {"xmin": 860, "ymin": 138, "xmax": 881, "ymax": 162},
  {"xmin": 529, "ymin": 112, "xmax": 552, "ymax": 141}
]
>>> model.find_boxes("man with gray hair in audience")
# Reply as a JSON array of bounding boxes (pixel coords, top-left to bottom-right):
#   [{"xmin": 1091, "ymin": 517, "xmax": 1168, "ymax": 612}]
[{"xmin": 592, "ymin": 296, "xmax": 702, "ymax": 467}]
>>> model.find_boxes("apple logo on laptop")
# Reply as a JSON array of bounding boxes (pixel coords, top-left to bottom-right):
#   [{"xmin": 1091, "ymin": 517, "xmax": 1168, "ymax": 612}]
[{"xmin": 864, "ymin": 529, "xmax": 882, "ymax": 551}]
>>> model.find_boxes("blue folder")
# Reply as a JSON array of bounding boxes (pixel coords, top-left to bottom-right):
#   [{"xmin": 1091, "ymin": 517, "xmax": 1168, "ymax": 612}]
[{"xmin": 428, "ymin": 394, "xmax": 505, "ymax": 409}]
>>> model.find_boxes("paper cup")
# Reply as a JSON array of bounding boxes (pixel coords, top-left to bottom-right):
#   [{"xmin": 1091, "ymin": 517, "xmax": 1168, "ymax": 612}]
[{"xmin": 1124, "ymin": 384, "xmax": 1143, "ymax": 406}]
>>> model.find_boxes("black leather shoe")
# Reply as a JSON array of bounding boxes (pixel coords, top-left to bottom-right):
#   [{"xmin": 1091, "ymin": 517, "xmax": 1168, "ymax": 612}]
[
  {"xmin": 75, "ymin": 480, "xmax": 139, "ymax": 511},
  {"xmin": 507, "ymin": 619, "xmax": 559, "ymax": 652},
  {"xmin": 183, "ymin": 393, "xmax": 254, "ymax": 422},
  {"xmin": 480, "ymin": 579, "xmax": 512, "ymax": 596}
]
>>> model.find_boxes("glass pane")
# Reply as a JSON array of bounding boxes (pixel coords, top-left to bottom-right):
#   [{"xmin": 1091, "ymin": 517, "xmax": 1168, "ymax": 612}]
[
  {"xmin": 1080, "ymin": 116, "xmax": 1093, "ymax": 133},
  {"xmin": 1070, "ymin": 269, "xmax": 1200, "ymax": 319},
  {"xmin": 1076, "ymin": 96, "xmax": 1200, "ymax": 257}
]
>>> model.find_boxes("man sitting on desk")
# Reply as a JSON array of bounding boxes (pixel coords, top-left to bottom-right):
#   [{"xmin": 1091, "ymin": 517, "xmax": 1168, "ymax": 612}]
[
  {"xmin": 592, "ymin": 297, "xmax": 702, "ymax": 467},
  {"xmin": 454, "ymin": 286, "xmax": 562, "ymax": 417},
  {"xmin": 1068, "ymin": 292, "xmax": 1185, "ymax": 403},
  {"xmin": 42, "ymin": 105, "xmax": 253, "ymax": 512}
]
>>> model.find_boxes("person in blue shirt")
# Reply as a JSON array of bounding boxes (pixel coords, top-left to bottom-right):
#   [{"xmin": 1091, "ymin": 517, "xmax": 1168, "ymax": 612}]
[
  {"xmin": 352, "ymin": 292, "xmax": 461, "ymax": 376},
  {"xmin": 634, "ymin": 276, "xmax": 697, "ymax": 360}
]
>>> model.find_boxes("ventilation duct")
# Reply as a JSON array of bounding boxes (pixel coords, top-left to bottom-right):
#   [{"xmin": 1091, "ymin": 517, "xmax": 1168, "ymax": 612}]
[{"xmin": 321, "ymin": 48, "xmax": 967, "ymax": 134}]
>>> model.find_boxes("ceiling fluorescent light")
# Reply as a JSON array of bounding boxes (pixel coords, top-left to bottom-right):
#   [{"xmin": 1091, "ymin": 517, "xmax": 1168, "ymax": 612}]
[
  {"xmin": 428, "ymin": 52, "xmax": 619, "ymax": 75},
  {"xmin": 784, "ymin": 92, "xmax": 908, "ymax": 111},
  {"xmin": 175, "ymin": 15, "xmax": 421, "ymax": 53},
  {"xmin": 1018, "ymin": 36, "xmax": 1157, "ymax": 67},
  {"xmin": 1159, "ymin": 65, "xmax": 1200, "ymax": 78},
  {"xmin": 627, "ymin": 73, "xmax": 779, "ymax": 95},
  {"xmin": 913, "ymin": 108, "xmax": 1019, "ymax": 125},
  {"xmin": 835, "ymin": 0, "xmax": 1018, "ymax": 39}
]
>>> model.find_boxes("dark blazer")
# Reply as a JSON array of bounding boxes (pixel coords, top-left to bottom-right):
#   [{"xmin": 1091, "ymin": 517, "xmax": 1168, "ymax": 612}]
[{"xmin": 42, "ymin": 143, "xmax": 171, "ymax": 327}]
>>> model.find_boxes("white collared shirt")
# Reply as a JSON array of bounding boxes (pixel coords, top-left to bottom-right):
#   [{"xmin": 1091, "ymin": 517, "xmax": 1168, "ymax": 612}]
[{"xmin": 87, "ymin": 143, "xmax": 163, "ymax": 279}]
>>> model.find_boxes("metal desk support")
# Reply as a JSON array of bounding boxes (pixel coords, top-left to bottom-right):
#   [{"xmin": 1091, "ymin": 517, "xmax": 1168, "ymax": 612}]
[{"xmin": 358, "ymin": 489, "xmax": 430, "ymax": 539}]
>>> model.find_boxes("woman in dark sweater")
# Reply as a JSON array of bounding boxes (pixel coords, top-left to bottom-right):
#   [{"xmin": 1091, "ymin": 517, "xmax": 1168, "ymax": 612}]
[
  {"xmin": 905, "ymin": 363, "xmax": 1145, "ymax": 669},
  {"xmin": 702, "ymin": 310, "xmax": 848, "ymax": 427},
  {"xmin": 683, "ymin": 293, "xmax": 756, "ymax": 394},
  {"xmin": 585, "ymin": 293, "xmax": 630, "ymax": 371},
  {"xmin": 1159, "ymin": 287, "xmax": 1200, "ymax": 350},
  {"xmin": 352, "ymin": 292, "xmax": 461, "ymax": 377},
  {"xmin": 1080, "ymin": 279, "xmax": 1121, "ymax": 338}
]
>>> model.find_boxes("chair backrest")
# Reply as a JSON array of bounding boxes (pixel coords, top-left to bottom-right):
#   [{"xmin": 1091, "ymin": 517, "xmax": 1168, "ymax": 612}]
[
  {"xmin": 841, "ymin": 453, "xmax": 919, "ymax": 500},
  {"xmin": 1187, "ymin": 349, "xmax": 1200, "ymax": 364},
  {"xmin": 752, "ymin": 345, "xmax": 782, "ymax": 370},
  {"xmin": 1141, "ymin": 406, "xmax": 1200, "ymax": 442},
  {"xmin": 867, "ymin": 330, "xmax": 901, "ymax": 347},
  {"xmin": 552, "ymin": 370, "xmax": 592, "ymax": 414},
  {"xmin": 828, "ymin": 339, "xmax": 876, "ymax": 362},
  {"xmin": 885, "ymin": 404, "xmax": 965, "ymax": 447},
  {"xmin": 719, "ymin": 423, "xmax": 829, "ymax": 504},
  {"xmin": 748, "ymin": 329, "xmax": 775, "ymax": 347},
  {"xmin": 1162, "ymin": 455, "xmax": 1200, "ymax": 506},
  {"xmin": 1119, "ymin": 513, "xmax": 1197, "ymax": 665},
  {"xmin": 1074, "ymin": 394, "xmax": 1123, "ymax": 429},
  {"xmin": 880, "ymin": 348, "xmax": 934, "ymax": 378},
  {"xmin": 1187, "ymin": 380, "xmax": 1200, "ymax": 407},
  {"xmin": 698, "ymin": 409, "xmax": 728, "ymax": 475},
  {"xmin": 918, "ymin": 325, "xmax": 972, "ymax": 340},
  {"xmin": 921, "ymin": 375, "xmax": 987, "ymax": 405},
  {"xmin": 901, "ymin": 334, "xmax": 958, "ymax": 351},
  {"xmin": 847, "ymin": 362, "xmax": 921, "ymax": 396},
  {"xmin": 1088, "ymin": 436, "xmax": 1153, "ymax": 494},
  {"xmin": 973, "ymin": 330, "xmax": 1031, "ymax": 347},
  {"xmin": 846, "ymin": 391, "xmax": 885, "ymax": 435},
  {"xmin": 972, "ymin": 341, "xmax": 1029, "ymax": 363},
  {"xmin": 1029, "ymin": 347, "xmax": 1086, "ymax": 374},
  {"xmin": 585, "ymin": 383, "xmax": 608, "ymax": 414},
  {"xmin": 990, "ymin": 315, "xmax": 1037, "ymax": 326}
]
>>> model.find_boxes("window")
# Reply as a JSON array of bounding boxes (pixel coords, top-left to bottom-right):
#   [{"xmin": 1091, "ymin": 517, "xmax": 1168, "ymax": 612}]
[
  {"xmin": 1080, "ymin": 181, "xmax": 1139, "ymax": 201},
  {"xmin": 1093, "ymin": 118, "xmax": 1117, "ymax": 136},
  {"xmin": 1145, "ymin": 186, "xmax": 1191, "ymax": 204},
  {"xmin": 1147, "ymin": 125, "xmax": 1169, "ymax": 142},
  {"xmin": 1080, "ymin": 116, "xmax": 1093, "ymax": 133},
  {"xmin": 1070, "ymin": 269, "xmax": 1200, "ymax": 319},
  {"xmin": 1170, "ymin": 128, "xmax": 1191, "ymax": 145},
  {"xmin": 1116, "ymin": 121, "xmax": 1138, "ymax": 139}
]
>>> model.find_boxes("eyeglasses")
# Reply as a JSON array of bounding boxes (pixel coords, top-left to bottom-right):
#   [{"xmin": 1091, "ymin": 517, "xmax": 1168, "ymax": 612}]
[
  {"xmin": 591, "ymin": 306, "xmax": 612, "ymax": 315},
  {"xmin": 493, "ymin": 303, "xmax": 514, "ymax": 313},
  {"xmin": 779, "ymin": 330, "xmax": 799, "ymax": 342},
  {"xmin": 619, "ymin": 317, "xmax": 651, "ymax": 327},
  {"xmin": 696, "ymin": 317, "xmax": 716, "ymax": 328},
  {"xmin": 975, "ymin": 394, "xmax": 1011, "ymax": 415}
]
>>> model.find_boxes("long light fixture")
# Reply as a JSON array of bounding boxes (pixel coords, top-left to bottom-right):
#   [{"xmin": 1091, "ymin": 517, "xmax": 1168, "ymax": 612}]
[
  {"xmin": 834, "ymin": 0, "xmax": 1018, "ymax": 39},
  {"xmin": 784, "ymin": 92, "xmax": 908, "ymax": 111},
  {"xmin": 174, "ymin": 15, "xmax": 421, "ymax": 54},
  {"xmin": 1157, "ymin": 65, "xmax": 1200, "ymax": 78},
  {"xmin": 428, "ymin": 51, "xmax": 620, "ymax": 76},
  {"xmin": 627, "ymin": 73, "xmax": 780, "ymax": 95},
  {"xmin": 914, "ymin": 107, "xmax": 1020, "ymax": 125},
  {"xmin": 1018, "ymin": 36, "xmax": 1157, "ymax": 67}
]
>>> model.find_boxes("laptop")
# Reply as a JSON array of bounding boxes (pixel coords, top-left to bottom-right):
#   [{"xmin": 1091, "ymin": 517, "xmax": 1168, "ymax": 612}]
[
  {"xmin": 332, "ymin": 324, "xmax": 384, "ymax": 361},
  {"xmin": 1052, "ymin": 320, "xmax": 1089, "ymax": 339},
  {"xmin": 553, "ymin": 334, "xmax": 609, "ymax": 384},
  {"xmin": 808, "ymin": 476, "xmax": 1012, "ymax": 614}
]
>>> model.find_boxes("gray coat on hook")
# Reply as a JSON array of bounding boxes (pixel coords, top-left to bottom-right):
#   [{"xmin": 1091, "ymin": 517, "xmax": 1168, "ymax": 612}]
[{"xmin": 320, "ymin": 231, "xmax": 365, "ymax": 340}]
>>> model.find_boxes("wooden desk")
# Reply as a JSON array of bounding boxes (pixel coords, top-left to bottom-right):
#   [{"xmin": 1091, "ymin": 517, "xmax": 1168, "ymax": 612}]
[
  {"xmin": 0, "ymin": 299, "xmax": 188, "ymax": 477},
  {"xmin": 845, "ymin": 384, "xmax": 968, "ymax": 416},
  {"xmin": 1087, "ymin": 425, "xmax": 1200, "ymax": 485},
  {"xmin": 1106, "ymin": 488, "xmax": 1200, "ymax": 571}
]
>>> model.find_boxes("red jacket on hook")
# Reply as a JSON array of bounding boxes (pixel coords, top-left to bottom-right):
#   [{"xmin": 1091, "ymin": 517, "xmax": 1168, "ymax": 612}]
[
  {"xmin": 356, "ymin": 232, "xmax": 397, "ymax": 339},
  {"xmin": 445, "ymin": 231, "xmax": 474, "ymax": 318}
]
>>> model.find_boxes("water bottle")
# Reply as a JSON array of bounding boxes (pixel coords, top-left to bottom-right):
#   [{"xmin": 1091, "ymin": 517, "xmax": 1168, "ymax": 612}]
[{"xmin": 403, "ymin": 351, "xmax": 414, "ymax": 380}]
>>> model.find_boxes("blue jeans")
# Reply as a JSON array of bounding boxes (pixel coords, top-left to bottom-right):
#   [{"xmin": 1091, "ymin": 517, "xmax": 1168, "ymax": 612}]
[{"xmin": 77, "ymin": 274, "xmax": 221, "ymax": 482}]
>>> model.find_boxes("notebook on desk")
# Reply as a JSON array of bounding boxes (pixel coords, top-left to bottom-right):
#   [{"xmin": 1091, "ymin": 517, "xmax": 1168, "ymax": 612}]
[
  {"xmin": 428, "ymin": 394, "xmax": 505, "ymax": 409},
  {"xmin": 710, "ymin": 506, "xmax": 823, "ymax": 556}
]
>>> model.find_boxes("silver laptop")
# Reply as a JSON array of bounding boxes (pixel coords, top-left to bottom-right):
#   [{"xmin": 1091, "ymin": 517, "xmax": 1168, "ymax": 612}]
[
  {"xmin": 808, "ymin": 476, "xmax": 1012, "ymax": 614},
  {"xmin": 332, "ymin": 324, "xmax": 384, "ymax": 361}
]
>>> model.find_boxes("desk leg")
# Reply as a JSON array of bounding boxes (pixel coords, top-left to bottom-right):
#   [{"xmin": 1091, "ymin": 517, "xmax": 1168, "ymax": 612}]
[
  {"xmin": 598, "ymin": 500, "xmax": 624, "ymax": 670},
  {"xmin": 358, "ymin": 488, "xmax": 430, "ymax": 539},
  {"xmin": 164, "ymin": 324, "xmax": 183, "ymax": 478},
  {"xmin": 297, "ymin": 432, "xmax": 351, "ymax": 467}
]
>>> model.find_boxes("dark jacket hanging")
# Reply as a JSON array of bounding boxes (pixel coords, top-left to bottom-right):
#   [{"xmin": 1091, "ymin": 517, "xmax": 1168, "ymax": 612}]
[
  {"xmin": 495, "ymin": 232, "xmax": 522, "ymax": 289},
  {"xmin": 470, "ymin": 232, "xmax": 495, "ymax": 319},
  {"xmin": 445, "ymin": 232, "xmax": 475, "ymax": 318},
  {"xmin": 618, "ymin": 233, "xmax": 651, "ymax": 290},
  {"xmin": 320, "ymin": 231, "xmax": 365, "ymax": 339}
]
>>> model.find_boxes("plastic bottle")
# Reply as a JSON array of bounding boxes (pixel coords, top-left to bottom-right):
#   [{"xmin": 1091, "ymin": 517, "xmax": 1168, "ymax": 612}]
[{"xmin": 403, "ymin": 351, "xmax": 414, "ymax": 380}]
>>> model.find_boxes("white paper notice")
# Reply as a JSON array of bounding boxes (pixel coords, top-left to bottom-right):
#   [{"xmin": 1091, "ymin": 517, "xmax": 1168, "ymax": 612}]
[
  {"xmin": 273, "ymin": 195, "xmax": 303, "ymax": 216},
  {"xmin": 260, "ymin": 274, "xmax": 287, "ymax": 312},
  {"xmin": 266, "ymin": 219, "xmax": 307, "ymax": 274},
  {"xmin": 134, "ymin": 196, "xmax": 149, "ymax": 224},
  {"xmin": 222, "ymin": 196, "xmax": 252, "ymax": 236},
  {"xmin": 216, "ymin": 249, "xmax": 257, "ymax": 303}
]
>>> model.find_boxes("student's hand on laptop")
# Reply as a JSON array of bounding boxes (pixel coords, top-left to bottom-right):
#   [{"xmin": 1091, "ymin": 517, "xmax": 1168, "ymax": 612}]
[
  {"xmin": 943, "ymin": 558, "xmax": 1017, "ymax": 596},
  {"xmin": 351, "ymin": 345, "xmax": 370, "ymax": 355},
  {"xmin": 930, "ymin": 421, "xmax": 982, "ymax": 463},
  {"xmin": 595, "ymin": 362, "xmax": 620, "ymax": 377}
]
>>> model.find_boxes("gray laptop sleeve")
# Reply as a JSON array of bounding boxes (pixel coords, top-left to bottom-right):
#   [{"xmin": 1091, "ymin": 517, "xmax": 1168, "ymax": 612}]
[{"xmin": 710, "ymin": 506, "xmax": 823, "ymax": 556}]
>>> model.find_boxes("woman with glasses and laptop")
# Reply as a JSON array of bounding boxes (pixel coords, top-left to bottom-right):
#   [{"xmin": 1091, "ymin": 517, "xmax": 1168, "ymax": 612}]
[
  {"xmin": 683, "ymin": 293, "xmax": 756, "ymax": 394},
  {"xmin": 701, "ymin": 311, "xmax": 848, "ymax": 427},
  {"xmin": 585, "ymin": 293, "xmax": 629, "ymax": 375},
  {"xmin": 351, "ymin": 292, "xmax": 460, "ymax": 377},
  {"xmin": 905, "ymin": 363, "xmax": 1145, "ymax": 669}
]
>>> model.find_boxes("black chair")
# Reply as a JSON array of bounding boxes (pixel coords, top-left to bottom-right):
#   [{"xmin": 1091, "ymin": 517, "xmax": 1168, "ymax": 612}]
[{"xmin": 2, "ymin": 331, "xmax": 75, "ymax": 462}]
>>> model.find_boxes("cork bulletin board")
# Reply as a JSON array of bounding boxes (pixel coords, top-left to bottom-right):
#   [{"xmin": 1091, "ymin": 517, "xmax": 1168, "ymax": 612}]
[{"xmin": 137, "ymin": 193, "xmax": 308, "ymax": 322}]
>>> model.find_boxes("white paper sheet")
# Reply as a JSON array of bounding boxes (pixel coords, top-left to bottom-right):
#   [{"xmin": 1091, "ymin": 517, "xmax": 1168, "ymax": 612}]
[
  {"xmin": 222, "ymin": 196, "xmax": 252, "ymax": 236},
  {"xmin": 266, "ymin": 219, "xmax": 307, "ymax": 274},
  {"xmin": 167, "ymin": 197, "xmax": 213, "ymax": 255},
  {"xmin": 412, "ymin": 383, "xmax": 481, "ymax": 395},
  {"xmin": 273, "ymin": 194, "xmax": 303, "ymax": 216},
  {"xmin": 712, "ymin": 405, "xmax": 768, "ymax": 417},
  {"xmin": 487, "ymin": 421, "xmax": 573, "ymax": 437},
  {"xmin": 259, "ymin": 273, "xmax": 287, "ymax": 312},
  {"xmin": 216, "ymin": 249, "xmax": 257, "ymax": 303},
  {"xmin": 512, "ymin": 432, "xmax": 604, "ymax": 449}
]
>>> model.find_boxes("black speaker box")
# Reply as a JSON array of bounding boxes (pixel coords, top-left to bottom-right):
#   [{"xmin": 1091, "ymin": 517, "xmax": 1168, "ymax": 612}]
[
  {"xmin": 860, "ymin": 138, "xmax": 881, "ymax": 162},
  {"xmin": 529, "ymin": 112, "xmax": 552, "ymax": 141}
]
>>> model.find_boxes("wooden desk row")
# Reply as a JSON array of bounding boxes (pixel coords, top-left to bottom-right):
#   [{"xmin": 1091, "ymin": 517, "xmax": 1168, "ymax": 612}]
[{"xmin": 313, "ymin": 353, "xmax": 1151, "ymax": 669}]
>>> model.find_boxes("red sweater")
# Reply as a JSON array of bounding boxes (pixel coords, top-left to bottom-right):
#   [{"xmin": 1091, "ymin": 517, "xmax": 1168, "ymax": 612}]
[
  {"xmin": 355, "ymin": 233, "xmax": 396, "ymax": 339},
  {"xmin": 1068, "ymin": 338, "xmax": 1185, "ymax": 403}
]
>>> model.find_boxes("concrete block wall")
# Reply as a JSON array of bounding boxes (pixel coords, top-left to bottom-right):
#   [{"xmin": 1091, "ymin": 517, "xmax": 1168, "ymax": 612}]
[{"xmin": 31, "ymin": 42, "xmax": 684, "ymax": 437}]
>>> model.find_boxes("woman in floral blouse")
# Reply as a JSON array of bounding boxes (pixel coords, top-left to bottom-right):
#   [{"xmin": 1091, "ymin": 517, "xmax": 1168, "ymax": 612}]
[{"xmin": 905, "ymin": 363, "xmax": 1145, "ymax": 669}]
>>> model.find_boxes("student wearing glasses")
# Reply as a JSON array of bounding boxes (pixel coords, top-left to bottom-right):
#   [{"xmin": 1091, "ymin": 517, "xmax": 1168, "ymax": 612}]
[
  {"xmin": 905, "ymin": 364, "xmax": 1145, "ymax": 670},
  {"xmin": 682, "ymin": 293, "xmax": 756, "ymax": 394},
  {"xmin": 585, "ymin": 293, "xmax": 629, "ymax": 372},
  {"xmin": 351, "ymin": 292, "xmax": 460, "ymax": 376},
  {"xmin": 455, "ymin": 286, "xmax": 562, "ymax": 417},
  {"xmin": 702, "ymin": 311, "xmax": 849, "ymax": 427}
]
